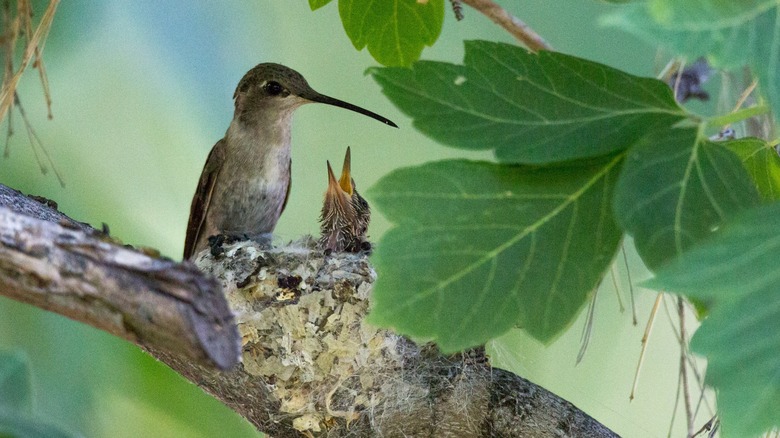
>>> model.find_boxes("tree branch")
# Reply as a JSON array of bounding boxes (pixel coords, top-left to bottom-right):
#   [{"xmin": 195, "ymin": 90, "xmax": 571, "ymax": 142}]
[
  {"xmin": 461, "ymin": 0, "xmax": 552, "ymax": 52},
  {"xmin": 0, "ymin": 183, "xmax": 617, "ymax": 437},
  {"xmin": 0, "ymin": 184, "xmax": 240, "ymax": 371}
]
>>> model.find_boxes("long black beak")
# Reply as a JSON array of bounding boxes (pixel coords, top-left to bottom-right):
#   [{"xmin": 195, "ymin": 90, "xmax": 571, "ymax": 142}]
[{"xmin": 303, "ymin": 91, "xmax": 398, "ymax": 128}]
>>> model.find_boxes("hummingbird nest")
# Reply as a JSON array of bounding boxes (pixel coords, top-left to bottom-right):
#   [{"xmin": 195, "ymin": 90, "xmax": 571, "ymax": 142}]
[
  {"xmin": 194, "ymin": 236, "xmax": 459, "ymax": 435},
  {"xmin": 190, "ymin": 237, "xmax": 616, "ymax": 437}
]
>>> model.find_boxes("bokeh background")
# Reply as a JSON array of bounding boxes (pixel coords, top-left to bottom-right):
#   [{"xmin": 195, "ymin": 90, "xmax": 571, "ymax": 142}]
[{"xmin": 0, "ymin": 1, "xmax": 709, "ymax": 437}]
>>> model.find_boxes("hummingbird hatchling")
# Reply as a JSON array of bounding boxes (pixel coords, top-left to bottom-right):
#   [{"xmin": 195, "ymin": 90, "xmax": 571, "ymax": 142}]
[
  {"xmin": 319, "ymin": 147, "xmax": 371, "ymax": 254},
  {"xmin": 183, "ymin": 63, "xmax": 396, "ymax": 260}
]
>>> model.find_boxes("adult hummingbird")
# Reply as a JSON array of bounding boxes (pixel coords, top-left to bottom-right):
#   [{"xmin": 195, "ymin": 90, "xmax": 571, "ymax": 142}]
[
  {"xmin": 319, "ymin": 147, "xmax": 371, "ymax": 254},
  {"xmin": 183, "ymin": 63, "xmax": 396, "ymax": 259}
]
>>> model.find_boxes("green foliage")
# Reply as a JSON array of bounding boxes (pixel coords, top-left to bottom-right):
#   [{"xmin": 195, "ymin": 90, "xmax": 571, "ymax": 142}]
[
  {"xmin": 367, "ymin": 35, "xmax": 780, "ymax": 435},
  {"xmin": 337, "ymin": 0, "xmax": 444, "ymax": 66},
  {"xmin": 371, "ymin": 41, "xmax": 686, "ymax": 164},
  {"xmin": 0, "ymin": 412, "xmax": 79, "ymax": 438},
  {"xmin": 367, "ymin": 40, "xmax": 693, "ymax": 348},
  {"xmin": 308, "ymin": 0, "xmax": 333, "ymax": 10},
  {"xmin": 646, "ymin": 203, "xmax": 780, "ymax": 437},
  {"xmin": 725, "ymin": 138, "xmax": 780, "ymax": 201},
  {"xmin": 613, "ymin": 128, "xmax": 761, "ymax": 269},
  {"xmin": 0, "ymin": 351, "xmax": 32, "ymax": 415},
  {"xmin": 0, "ymin": 351, "xmax": 78, "ymax": 438},
  {"xmin": 603, "ymin": 0, "xmax": 780, "ymax": 124},
  {"xmin": 367, "ymin": 157, "xmax": 623, "ymax": 351}
]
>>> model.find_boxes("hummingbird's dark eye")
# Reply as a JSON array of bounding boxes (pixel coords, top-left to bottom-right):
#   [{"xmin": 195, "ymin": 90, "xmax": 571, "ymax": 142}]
[{"xmin": 265, "ymin": 81, "xmax": 284, "ymax": 96}]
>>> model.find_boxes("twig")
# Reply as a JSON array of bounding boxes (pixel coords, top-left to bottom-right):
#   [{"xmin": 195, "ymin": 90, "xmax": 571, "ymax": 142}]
[
  {"xmin": 460, "ymin": 0, "xmax": 552, "ymax": 51},
  {"xmin": 707, "ymin": 419, "xmax": 720, "ymax": 438},
  {"xmin": 629, "ymin": 292, "xmax": 662, "ymax": 401},
  {"xmin": 732, "ymin": 79, "xmax": 758, "ymax": 113},
  {"xmin": 0, "ymin": 184, "xmax": 239, "ymax": 371},
  {"xmin": 577, "ymin": 286, "xmax": 597, "ymax": 364},
  {"xmin": 2, "ymin": 0, "xmax": 18, "ymax": 158},
  {"xmin": 672, "ymin": 58, "xmax": 686, "ymax": 104},
  {"xmin": 20, "ymin": 0, "xmax": 54, "ymax": 120},
  {"xmin": 610, "ymin": 265, "xmax": 625, "ymax": 313},
  {"xmin": 13, "ymin": 93, "xmax": 64, "ymax": 186},
  {"xmin": 661, "ymin": 295, "xmax": 712, "ymax": 415},
  {"xmin": 622, "ymin": 243, "xmax": 637, "ymax": 325},
  {"xmin": 691, "ymin": 416, "xmax": 717, "ymax": 438},
  {"xmin": 0, "ymin": 0, "xmax": 58, "ymax": 123},
  {"xmin": 678, "ymin": 296, "xmax": 694, "ymax": 437},
  {"xmin": 668, "ymin": 358, "xmax": 682, "ymax": 438}
]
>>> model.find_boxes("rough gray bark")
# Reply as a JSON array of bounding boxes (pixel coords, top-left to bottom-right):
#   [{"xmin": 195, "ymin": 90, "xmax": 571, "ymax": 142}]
[
  {"xmin": 0, "ymin": 184, "xmax": 240, "ymax": 370},
  {"xmin": 0, "ymin": 183, "xmax": 619, "ymax": 438}
]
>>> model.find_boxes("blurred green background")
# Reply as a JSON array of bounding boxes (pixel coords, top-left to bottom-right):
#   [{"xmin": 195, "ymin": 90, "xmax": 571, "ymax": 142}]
[{"xmin": 0, "ymin": 1, "xmax": 711, "ymax": 437}]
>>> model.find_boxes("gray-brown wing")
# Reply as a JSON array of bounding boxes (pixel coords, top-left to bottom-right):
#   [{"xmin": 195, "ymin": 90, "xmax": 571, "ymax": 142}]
[
  {"xmin": 280, "ymin": 157, "xmax": 292, "ymax": 215},
  {"xmin": 183, "ymin": 139, "xmax": 226, "ymax": 260}
]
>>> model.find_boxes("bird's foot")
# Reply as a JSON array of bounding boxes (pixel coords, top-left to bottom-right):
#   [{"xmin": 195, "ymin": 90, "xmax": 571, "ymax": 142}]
[
  {"xmin": 207, "ymin": 233, "xmax": 251, "ymax": 257},
  {"xmin": 347, "ymin": 238, "xmax": 372, "ymax": 255},
  {"xmin": 320, "ymin": 237, "xmax": 372, "ymax": 256},
  {"xmin": 358, "ymin": 240, "xmax": 373, "ymax": 255}
]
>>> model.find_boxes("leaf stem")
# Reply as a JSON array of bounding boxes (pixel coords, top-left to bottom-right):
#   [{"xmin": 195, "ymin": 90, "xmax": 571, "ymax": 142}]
[
  {"xmin": 706, "ymin": 105, "xmax": 770, "ymax": 129},
  {"xmin": 460, "ymin": 0, "xmax": 552, "ymax": 51}
]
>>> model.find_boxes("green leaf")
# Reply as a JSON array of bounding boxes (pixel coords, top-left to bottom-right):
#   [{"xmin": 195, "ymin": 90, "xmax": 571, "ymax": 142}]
[
  {"xmin": 309, "ymin": 0, "xmax": 334, "ymax": 10},
  {"xmin": 645, "ymin": 202, "xmax": 780, "ymax": 437},
  {"xmin": 370, "ymin": 40, "xmax": 686, "ymax": 164},
  {"xmin": 723, "ymin": 138, "xmax": 780, "ymax": 201},
  {"xmin": 613, "ymin": 128, "xmax": 761, "ymax": 269},
  {"xmin": 0, "ymin": 410, "xmax": 79, "ymax": 438},
  {"xmin": 603, "ymin": 0, "xmax": 780, "ymax": 125},
  {"xmin": 0, "ymin": 351, "xmax": 32, "ymax": 415},
  {"xmin": 367, "ymin": 156, "xmax": 623, "ymax": 351},
  {"xmin": 0, "ymin": 352, "xmax": 79, "ymax": 437},
  {"xmin": 338, "ymin": 0, "xmax": 444, "ymax": 67}
]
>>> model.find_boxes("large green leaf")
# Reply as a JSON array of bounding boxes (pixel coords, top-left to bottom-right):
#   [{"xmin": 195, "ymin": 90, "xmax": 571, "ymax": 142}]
[
  {"xmin": 370, "ymin": 40, "xmax": 686, "ymax": 164},
  {"xmin": 613, "ymin": 128, "xmax": 761, "ymax": 269},
  {"xmin": 603, "ymin": 1, "xmax": 780, "ymax": 124},
  {"xmin": 724, "ymin": 137, "xmax": 780, "ymax": 201},
  {"xmin": 367, "ymin": 156, "xmax": 623, "ymax": 351},
  {"xmin": 0, "ymin": 351, "xmax": 32, "ymax": 415},
  {"xmin": 645, "ymin": 202, "xmax": 780, "ymax": 437},
  {"xmin": 309, "ymin": 0, "xmax": 333, "ymax": 10},
  {"xmin": 338, "ymin": 0, "xmax": 444, "ymax": 67}
]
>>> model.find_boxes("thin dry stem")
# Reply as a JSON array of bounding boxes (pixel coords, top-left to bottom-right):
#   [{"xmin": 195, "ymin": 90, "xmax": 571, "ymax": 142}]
[
  {"xmin": 1, "ymin": 0, "xmax": 61, "ymax": 185},
  {"xmin": 610, "ymin": 265, "xmax": 626, "ymax": 313},
  {"xmin": 732, "ymin": 79, "xmax": 758, "ymax": 112},
  {"xmin": 576, "ymin": 286, "xmax": 597, "ymax": 364},
  {"xmin": 21, "ymin": 0, "xmax": 53, "ymax": 119},
  {"xmin": 621, "ymin": 244, "xmax": 637, "ymax": 325},
  {"xmin": 672, "ymin": 58, "xmax": 686, "ymax": 104},
  {"xmin": 663, "ymin": 296, "xmax": 711, "ymax": 401},
  {"xmin": 691, "ymin": 416, "xmax": 718, "ymax": 438},
  {"xmin": 13, "ymin": 93, "xmax": 64, "ymax": 185},
  {"xmin": 656, "ymin": 57, "xmax": 677, "ymax": 81},
  {"xmin": 460, "ymin": 0, "xmax": 552, "ymax": 51},
  {"xmin": 678, "ymin": 296, "xmax": 694, "ymax": 437},
  {"xmin": 629, "ymin": 292, "xmax": 663, "ymax": 401},
  {"xmin": 0, "ymin": 0, "xmax": 57, "ymax": 123}
]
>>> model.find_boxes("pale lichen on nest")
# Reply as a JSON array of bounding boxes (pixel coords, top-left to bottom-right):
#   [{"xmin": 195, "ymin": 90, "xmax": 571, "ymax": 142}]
[{"xmin": 194, "ymin": 236, "xmax": 426, "ymax": 433}]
